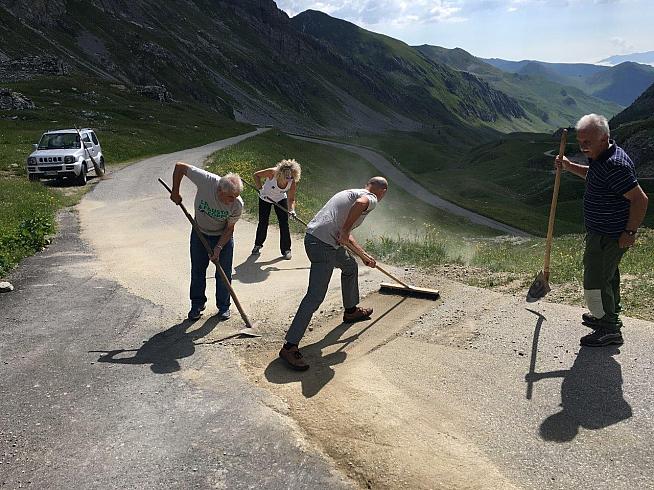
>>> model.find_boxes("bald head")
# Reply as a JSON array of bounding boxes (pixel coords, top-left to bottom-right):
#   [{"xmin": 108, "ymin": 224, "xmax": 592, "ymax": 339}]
[{"xmin": 366, "ymin": 176, "xmax": 388, "ymax": 200}]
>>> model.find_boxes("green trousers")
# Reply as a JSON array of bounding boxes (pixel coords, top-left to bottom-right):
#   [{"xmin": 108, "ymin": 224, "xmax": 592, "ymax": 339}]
[{"xmin": 583, "ymin": 233, "xmax": 627, "ymax": 331}]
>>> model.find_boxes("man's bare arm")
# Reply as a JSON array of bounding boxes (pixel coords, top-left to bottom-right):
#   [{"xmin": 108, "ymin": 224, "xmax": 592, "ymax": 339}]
[
  {"xmin": 555, "ymin": 155, "xmax": 588, "ymax": 179},
  {"xmin": 171, "ymin": 162, "xmax": 191, "ymax": 204}
]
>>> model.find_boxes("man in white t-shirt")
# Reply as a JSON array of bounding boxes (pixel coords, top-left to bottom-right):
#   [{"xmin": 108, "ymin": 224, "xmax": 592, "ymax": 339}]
[
  {"xmin": 279, "ymin": 176, "xmax": 388, "ymax": 371},
  {"xmin": 170, "ymin": 162, "xmax": 244, "ymax": 321}
]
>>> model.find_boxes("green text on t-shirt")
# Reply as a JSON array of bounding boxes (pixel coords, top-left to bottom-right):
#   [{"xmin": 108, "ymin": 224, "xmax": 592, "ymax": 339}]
[{"xmin": 199, "ymin": 200, "xmax": 229, "ymax": 220}]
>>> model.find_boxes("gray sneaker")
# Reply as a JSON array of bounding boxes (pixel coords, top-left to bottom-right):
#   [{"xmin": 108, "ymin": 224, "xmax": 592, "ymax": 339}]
[
  {"xmin": 282, "ymin": 250, "xmax": 292, "ymax": 260},
  {"xmin": 217, "ymin": 309, "xmax": 231, "ymax": 320},
  {"xmin": 251, "ymin": 245, "xmax": 262, "ymax": 255}
]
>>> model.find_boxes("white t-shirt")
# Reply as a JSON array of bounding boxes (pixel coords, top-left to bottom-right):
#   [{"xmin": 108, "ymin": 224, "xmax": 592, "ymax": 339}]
[
  {"xmin": 260, "ymin": 176, "xmax": 292, "ymax": 203},
  {"xmin": 306, "ymin": 189, "xmax": 378, "ymax": 248},
  {"xmin": 186, "ymin": 166, "xmax": 243, "ymax": 236}
]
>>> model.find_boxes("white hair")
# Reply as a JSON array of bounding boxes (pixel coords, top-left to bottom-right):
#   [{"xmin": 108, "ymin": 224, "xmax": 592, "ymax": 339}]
[
  {"xmin": 576, "ymin": 114, "xmax": 610, "ymax": 137},
  {"xmin": 218, "ymin": 173, "xmax": 243, "ymax": 194}
]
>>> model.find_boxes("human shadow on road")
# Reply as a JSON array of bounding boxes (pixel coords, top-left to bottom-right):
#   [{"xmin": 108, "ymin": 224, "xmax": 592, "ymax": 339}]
[
  {"xmin": 90, "ymin": 315, "xmax": 224, "ymax": 374},
  {"xmin": 233, "ymin": 254, "xmax": 309, "ymax": 284},
  {"xmin": 264, "ymin": 297, "xmax": 406, "ymax": 398},
  {"xmin": 529, "ymin": 345, "xmax": 632, "ymax": 442}
]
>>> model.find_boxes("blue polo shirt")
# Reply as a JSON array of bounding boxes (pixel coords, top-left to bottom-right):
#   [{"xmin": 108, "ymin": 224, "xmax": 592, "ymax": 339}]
[{"xmin": 583, "ymin": 142, "xmax": 638, "ymax": 238}]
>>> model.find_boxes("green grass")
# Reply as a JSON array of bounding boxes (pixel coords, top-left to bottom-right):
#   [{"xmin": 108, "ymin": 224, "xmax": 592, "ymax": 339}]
[
  {"xmin": 343, "ymin": 130, "xmax": 654, "ymax": 236},
  {"xmin": 0, "ymin": 76, "xmax": 251, "ymax": 278},
  {"xmin": 368, "ymin": 228, "xmax": 654, "ymax": 321},
  {"xmin": 207, "ymin": 128, "xmax": 654, "ymax": 322},
  {"xmin": 206, "ymin": 130, "xmax": 499, "ymax": 244}
]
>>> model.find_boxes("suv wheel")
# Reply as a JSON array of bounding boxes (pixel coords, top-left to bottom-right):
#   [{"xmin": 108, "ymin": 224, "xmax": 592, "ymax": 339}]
[{"xmin": 76, "ymin": 164, "xmax": 88, "ymax": 186}]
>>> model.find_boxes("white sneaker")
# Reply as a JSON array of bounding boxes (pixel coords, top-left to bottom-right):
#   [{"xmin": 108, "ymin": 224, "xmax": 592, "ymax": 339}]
[
  {"xmin": 282, "ymin": 250, "xmax": 292, "ymax": 260},
  {"xmin": 218, "ymin": 309, "xmax": 231, "ymax": 320},
  {"xmin": 251, "ymin": 245, "xmax": 262, "ymax": 255}
]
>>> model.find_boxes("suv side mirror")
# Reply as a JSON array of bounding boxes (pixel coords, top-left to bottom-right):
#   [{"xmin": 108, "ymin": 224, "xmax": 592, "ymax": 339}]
[
  {"xmin": 32, "ymin": 143, "xmax": 38, "ymax": 151},
  {"xmin": 84, "ymin": 141, "xmax": 93, "ymax": 148}
]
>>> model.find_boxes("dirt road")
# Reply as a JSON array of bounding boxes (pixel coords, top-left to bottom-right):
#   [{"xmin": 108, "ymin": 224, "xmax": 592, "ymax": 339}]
[{"xmin": 35, "ymin": 131, "xmax": 654, "ymax": 488}]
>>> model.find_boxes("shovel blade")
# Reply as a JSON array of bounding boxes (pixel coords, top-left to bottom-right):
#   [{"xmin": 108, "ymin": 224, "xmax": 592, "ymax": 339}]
[
  {"xmin": 238, "ymin": 324, "xmax": 262, "ymax": 338},
  {"xmin": 526, "ymin": 271, "xmax": 551, "ymax": 302}
]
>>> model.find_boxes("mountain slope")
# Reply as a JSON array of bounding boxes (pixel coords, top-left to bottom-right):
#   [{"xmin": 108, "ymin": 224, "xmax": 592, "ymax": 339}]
[
  {"xmin": 416, "ymin": 45, "xmax": 622, "ymax": 129},
  {"xmin": 587, "ymin": 62, "xmax": 654, "ymax": 106},
  {"xmin": 290, "ymin": 10, "xmax": 529, "ymax": 130},
  {"xmin": 599, "ymin": 51, "xmax": 654, "ymax": 66},
  {"xmin": 0, "ymin": 0, "xmax": 534, "ymax": 135},
  {"xmin": 484, "ymin": 57, "xmax": 654, "ymax": 106},
  {"xmin": 611, "ymin": 82, "xmax": 654, "ymax": 177}
]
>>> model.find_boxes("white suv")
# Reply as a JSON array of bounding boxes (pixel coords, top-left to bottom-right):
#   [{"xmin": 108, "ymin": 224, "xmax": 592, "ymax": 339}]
[{"xmin": 26, "ymin": 128, "xmax": 105, "ymax": 185}]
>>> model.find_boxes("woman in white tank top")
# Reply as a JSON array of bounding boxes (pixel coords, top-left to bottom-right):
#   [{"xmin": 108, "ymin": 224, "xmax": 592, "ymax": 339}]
[{"xmin": 252, "ymin": 159, "xmax": 302, "ymax": 259}]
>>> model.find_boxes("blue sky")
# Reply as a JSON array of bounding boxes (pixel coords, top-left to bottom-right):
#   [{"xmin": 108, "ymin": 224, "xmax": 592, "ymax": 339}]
[{"xmin": 275, "ymin": 0, "xmax": 653, "ymax": 63}]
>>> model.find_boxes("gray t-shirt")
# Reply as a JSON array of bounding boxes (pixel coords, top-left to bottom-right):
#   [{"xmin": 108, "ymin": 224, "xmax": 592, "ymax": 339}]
[
  {"xmin": 186, "ymin": 166, "xmax": 243, "ymax": 236},
  {"xmin": 306, "ymin": 189, "xmax": 378, "ymax": 248}
]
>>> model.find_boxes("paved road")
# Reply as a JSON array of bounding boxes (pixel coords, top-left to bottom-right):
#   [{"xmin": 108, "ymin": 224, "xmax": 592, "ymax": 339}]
[
  {"xmin": 289, "ymin": 135, "xmax": 531, "ymax": 237},
  {"xmin": 3, "ymin": 129, "xmax": 654, "ymax": 489},
  {"xmin": 0, "ymin": 129, "xmax": 352, "ymax": 489}
]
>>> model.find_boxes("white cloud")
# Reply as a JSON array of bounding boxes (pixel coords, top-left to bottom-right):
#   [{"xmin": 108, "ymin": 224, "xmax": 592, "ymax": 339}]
[
  {"xmin": 276, "ymin": 0, "xmax": 466, "ymax": 25},
  {"xmin": 610, "ymin": 36, "xmax": 635, "ymax": 54}
]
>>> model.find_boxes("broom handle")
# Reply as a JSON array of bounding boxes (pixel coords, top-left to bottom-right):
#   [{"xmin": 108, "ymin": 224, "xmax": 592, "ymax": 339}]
[
  {"xmin": 158, "ymin": 178, "xmax": 254, "ymax": 328},
  {"xmin": 543, "ymin": 129, "xmax": 567, "ymax": 281},
  {"xmin": 343, "ymin": 244, "xmax": 412, "ymax": 288},
  {"xmin": 244, "ymin": 179, "xmax": 412, "ymax": 289},
  {"xmin": 242, "ymin": 179, "xmax": 309, "ymax": 226}
]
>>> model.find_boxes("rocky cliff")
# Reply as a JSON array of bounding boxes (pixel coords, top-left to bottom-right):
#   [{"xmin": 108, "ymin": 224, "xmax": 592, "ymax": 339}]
[{"xmin": 0, "ymin": 0, "xmax": 536, "ymax": 134}]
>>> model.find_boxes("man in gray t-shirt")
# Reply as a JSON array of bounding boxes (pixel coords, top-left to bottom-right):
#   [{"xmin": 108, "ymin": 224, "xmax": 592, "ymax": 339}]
[
  {"xmin": 170, "ymin": 162, "xmax": 244, "ymax": 321},
  {"xmin": 279, "ymin": 177, "xmax": 389, "ymax": 371}
]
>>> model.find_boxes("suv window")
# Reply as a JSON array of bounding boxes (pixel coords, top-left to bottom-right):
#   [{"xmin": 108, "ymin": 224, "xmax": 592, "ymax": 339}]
[
  {"xmin": 91, "ymin": 132, "xmax": 99, "ymax": 145},
  {"xmin": 38, "ymin": 133, "xmax": 80, "ymax": 150}
]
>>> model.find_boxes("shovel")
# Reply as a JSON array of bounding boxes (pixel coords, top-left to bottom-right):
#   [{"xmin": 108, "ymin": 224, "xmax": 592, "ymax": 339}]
[
  {"xmin": 527, "ymin": 129, "xmax": 567, "ymax": 302},
  {"xmin": 159, "ymin": 178, "xmax": 261, "ymax": 337}
]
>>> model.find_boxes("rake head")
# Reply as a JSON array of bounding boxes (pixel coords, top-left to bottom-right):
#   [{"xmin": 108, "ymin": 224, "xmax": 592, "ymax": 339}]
[{"xmin": 526, "ymin": 271, "xmax": 551, "ymax": 302}]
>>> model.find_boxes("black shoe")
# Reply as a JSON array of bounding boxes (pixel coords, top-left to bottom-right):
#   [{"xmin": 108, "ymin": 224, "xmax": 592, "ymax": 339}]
[
  {"xmin": 187, "ymin": 304, "xmax": 206, "ymax": 321},
  {"xmin": 580, "ymin": 328, "xmax": 623, "ymax": 347},
  {"xmin": 582, "ymin": 312, "xmax": 601, "ymax": 329}
]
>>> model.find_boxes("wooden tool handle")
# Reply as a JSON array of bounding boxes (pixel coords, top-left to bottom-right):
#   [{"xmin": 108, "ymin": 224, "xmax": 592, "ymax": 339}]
[
  {"xmin": 241, "ymin": 179, "xmax": 309, "ymax": 226},
  {"xmin": 543, "ymin": 129, "xmax": 567, "ymax": 280},
  {"xmin": 158, "ymin": 178, "xmax": 253, "ymax": 328},
  {"xmin": 343, "ymin": 243, "xmax": 411, "ymax": 288}
]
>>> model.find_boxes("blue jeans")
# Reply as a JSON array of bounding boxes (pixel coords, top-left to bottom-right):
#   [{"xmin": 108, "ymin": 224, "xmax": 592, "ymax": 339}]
[{"xmin": 190, "ymin": 230, "xmax": 234, "ymax": 312}]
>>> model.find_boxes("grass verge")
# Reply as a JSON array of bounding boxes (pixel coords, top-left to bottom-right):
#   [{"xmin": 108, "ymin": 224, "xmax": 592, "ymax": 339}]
[
  {"xmin": 206, "ymin": 130, "xmax": 499, "ymax": 246},
  {"xmin": 341, "ymin": 130, "xmax": 654, "ymax": 235},
  {"xmin": 0, "ymin": 75, "xmax": 251, "ymax": 278},
  {"xmin": 368, "ymin": 228, "xmax": 654, "ymax": 322}
]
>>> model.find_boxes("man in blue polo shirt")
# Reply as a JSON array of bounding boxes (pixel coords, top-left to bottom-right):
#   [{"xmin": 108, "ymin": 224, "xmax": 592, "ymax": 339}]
[{"xmin": 555, "ymin": 114, "xmax": 649, "ymax": 347}]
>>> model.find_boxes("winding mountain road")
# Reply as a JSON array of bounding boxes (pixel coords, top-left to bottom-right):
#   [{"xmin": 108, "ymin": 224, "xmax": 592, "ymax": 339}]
[{"xmin": 290, "ymin": 134, "xmax": 531, "ymax": 237}]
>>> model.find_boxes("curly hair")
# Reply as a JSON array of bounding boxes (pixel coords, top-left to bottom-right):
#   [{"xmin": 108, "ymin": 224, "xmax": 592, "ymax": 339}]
[{"xmin": 274, "ymin": 159, "xmax": 301, "ymax": 182}]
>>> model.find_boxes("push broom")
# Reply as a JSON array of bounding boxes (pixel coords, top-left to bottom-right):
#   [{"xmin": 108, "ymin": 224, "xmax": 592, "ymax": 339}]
[
  {"xmin": 242, "ymin": 180, "xmax": 439, "ymax": 300},
  {"xmin": 527, "ymin": 129, "xmax": 567, "ymax": 302},
  {"xmin": 159, "ymin": 178, "xmax": 261, "ymax": 337}
]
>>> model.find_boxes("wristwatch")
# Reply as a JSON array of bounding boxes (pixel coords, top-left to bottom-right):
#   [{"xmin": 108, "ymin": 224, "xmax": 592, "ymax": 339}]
[{"xmin": 624, "ymin": 229, "xmax": 637, "ymax": 236}]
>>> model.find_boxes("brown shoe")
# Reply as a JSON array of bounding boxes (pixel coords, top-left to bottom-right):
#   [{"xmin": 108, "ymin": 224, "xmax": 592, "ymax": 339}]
[
  {"xmin": 279, "ymin": 345, "xmax": 310, "ymax": 371},
  {"xmin": 343, "ymin": 306, "xmax": 373, "ymax": 323}
]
